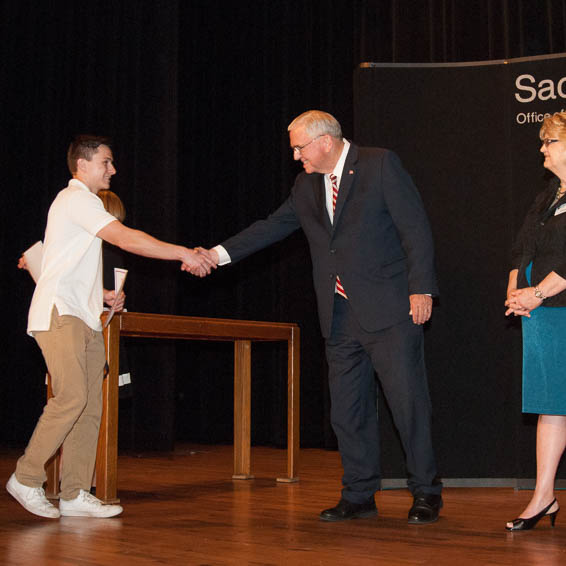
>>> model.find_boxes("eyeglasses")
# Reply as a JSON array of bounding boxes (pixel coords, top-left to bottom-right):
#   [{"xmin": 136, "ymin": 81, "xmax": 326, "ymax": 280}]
[
  {"xmin": 292, "ymin": 134, "xmax": 323, "ymax": 154},
  {"xmin": 541, "ymin": 138, "xmax": 560, "ymax": 147}
]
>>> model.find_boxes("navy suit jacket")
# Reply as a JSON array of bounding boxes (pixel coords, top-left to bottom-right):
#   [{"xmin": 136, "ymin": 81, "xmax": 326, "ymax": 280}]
[{"xmin": 222, "ymin": 143, "xmax": 438, "ymax": 338}]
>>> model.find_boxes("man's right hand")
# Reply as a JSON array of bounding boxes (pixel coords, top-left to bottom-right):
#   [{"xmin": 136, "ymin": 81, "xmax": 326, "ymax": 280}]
[{"xmin": 18, "ymin": 255, "xmax": 28, "ymax": 271}]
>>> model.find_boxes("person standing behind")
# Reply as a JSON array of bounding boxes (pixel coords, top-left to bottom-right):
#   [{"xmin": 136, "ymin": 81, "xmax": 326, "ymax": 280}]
[
  {"xmin": 7, "ymin": 134, "xmax": 214, "ymax": 519},
  {"xmin": 97, "ymin": 189, "xmax": 133, "ymax": 394},
  {"xmin": 197, "ymin": 110, "xmax": 442, "ymax": 524},
  {"xmin": 505, "ymin": 111, "xmax": 566, "ymax": 531}
]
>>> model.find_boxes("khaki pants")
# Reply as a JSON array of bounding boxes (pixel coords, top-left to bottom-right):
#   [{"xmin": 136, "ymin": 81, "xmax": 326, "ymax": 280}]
[{"xmin": 16, "ymin": 308, "xmax": 106, "ymax": 500}]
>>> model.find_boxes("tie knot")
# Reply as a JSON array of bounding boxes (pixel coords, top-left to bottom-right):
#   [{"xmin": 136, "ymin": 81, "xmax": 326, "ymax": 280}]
[{"xmin": 329, "ymin": 174, "xmax": 337, "ymax": 187}]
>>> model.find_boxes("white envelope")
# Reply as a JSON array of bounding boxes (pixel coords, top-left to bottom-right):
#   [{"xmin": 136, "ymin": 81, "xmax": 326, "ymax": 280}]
[{"xmin": 23, "ymin": 241, "xmax": 43, "ymax": 283}]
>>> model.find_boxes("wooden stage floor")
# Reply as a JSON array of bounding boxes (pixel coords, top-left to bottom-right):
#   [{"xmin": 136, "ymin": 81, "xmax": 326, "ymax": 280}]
[{"xmin": 1, "ymin": 444, "xmax": 566, "ymax": 565}]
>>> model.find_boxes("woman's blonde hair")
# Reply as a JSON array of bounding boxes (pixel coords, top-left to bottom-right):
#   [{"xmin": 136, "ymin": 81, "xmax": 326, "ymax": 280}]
[
  {"xmin": 540, "ymin": 111, "xmax": 566, "ymax": 141},
  {"xmin": 98, "ymin": 190, "xmax": 126, "ymax": 222}
]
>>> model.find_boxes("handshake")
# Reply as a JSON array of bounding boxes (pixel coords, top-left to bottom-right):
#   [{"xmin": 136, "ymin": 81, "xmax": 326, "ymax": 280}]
[{"xmin": 180, "ymin": 247, "xmax": 220, "ymax": 278}]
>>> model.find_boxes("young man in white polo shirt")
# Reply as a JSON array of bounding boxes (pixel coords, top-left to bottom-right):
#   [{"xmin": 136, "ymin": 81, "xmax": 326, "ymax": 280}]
[{"xmin": 7, "ymin": 135, "xmax": 214, "ymax": 518}]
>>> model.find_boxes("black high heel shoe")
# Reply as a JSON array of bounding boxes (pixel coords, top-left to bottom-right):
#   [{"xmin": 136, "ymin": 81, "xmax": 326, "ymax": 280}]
[{"xmin": 506, "ymin": 498, "xmax": 559, "ymax": 531}]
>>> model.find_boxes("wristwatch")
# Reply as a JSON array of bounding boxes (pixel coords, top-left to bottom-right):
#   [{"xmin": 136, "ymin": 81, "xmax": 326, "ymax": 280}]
[{"xmin": 534, "ymin": 286, "xmax": 547, "ymax": 300}]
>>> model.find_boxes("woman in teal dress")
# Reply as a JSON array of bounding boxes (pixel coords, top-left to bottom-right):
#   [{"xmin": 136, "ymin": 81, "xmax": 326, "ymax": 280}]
[{"xmin": 505, "ymin": 111, "xmax": 566, "ymax": 531}]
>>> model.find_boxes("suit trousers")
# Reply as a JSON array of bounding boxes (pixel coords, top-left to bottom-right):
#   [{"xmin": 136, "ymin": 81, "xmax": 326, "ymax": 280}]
[
  {"xmin": 325, "ymin": 295, "xmax": 440, "ymax": 503},
  {"xmin": 16, "ymin": 307, "xmax": 105, "ymax": 500}
]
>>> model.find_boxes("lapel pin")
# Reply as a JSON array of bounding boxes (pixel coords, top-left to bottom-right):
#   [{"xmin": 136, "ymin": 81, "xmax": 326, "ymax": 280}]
[{"xmin": 349, "ymin": 170, "xmax": 354, "ymax": 175}]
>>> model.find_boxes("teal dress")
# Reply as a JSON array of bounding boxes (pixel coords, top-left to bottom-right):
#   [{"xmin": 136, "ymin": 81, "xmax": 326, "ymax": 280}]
[{"xmin": 522, "ymin": 262, "xmax": 566, "ymax": 415}]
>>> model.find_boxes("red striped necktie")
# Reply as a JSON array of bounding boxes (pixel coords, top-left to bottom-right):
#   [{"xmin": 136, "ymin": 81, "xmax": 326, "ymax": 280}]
[{"xmin": 329, "ymin": 174, "xmax": 347, "ymax": 299}]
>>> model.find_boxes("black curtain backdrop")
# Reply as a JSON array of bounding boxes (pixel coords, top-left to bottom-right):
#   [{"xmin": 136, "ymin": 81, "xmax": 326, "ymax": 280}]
[{"xmin": 2, "ymin": 0, "xmax": 566, "ymax": 479}]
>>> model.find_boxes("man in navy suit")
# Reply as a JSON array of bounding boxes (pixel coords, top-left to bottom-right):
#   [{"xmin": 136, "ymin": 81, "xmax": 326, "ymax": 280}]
[{"xmin": 201, "ymin": 110, "xmax": 442, "ymax": 524}]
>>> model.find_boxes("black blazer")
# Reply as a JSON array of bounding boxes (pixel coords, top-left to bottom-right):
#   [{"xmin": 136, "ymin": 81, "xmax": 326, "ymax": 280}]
[
  {"xmin": 222, "ymin": 144, "xmax": 438, "ymax": 337},
  {"xmin": 512, "ymin": 177, "xmax": 566, "ymax": 307}
]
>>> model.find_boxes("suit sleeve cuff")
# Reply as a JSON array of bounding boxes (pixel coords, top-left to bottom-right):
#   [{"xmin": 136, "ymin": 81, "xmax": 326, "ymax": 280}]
[{"xmin": 214, "ymin": 245, "xmax": 231, "ymax": 266}]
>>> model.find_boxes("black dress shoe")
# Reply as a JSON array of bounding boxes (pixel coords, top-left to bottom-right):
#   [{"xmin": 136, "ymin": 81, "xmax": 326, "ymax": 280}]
[
  {"xmin": 320, "ymin": 498, "xmax": 378, "ymax": 522},
  {"xmin": 408, "ymin": 493, "xmax": 443, "ymax": 524}
]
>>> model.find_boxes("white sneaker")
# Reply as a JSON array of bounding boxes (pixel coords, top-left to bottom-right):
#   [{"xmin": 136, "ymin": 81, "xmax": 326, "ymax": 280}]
[
  {"xmin": 6, "ymin": 473, "xmax": 60, "ymax": 518},
  {"xmin": 59, "ymin": 489, "xmax": 123, "ymax": 518}
]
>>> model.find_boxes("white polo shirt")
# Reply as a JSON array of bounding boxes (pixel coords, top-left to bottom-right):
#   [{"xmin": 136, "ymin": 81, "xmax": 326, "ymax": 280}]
[{"xmin": 28, "ymin": 179, "xmax": 117, "ymax": 334}]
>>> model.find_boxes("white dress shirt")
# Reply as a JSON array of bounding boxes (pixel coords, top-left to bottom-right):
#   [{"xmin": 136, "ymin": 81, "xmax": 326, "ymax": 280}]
[{"xmin": 324, "ymin": 139, "xmax": 350, "ymax": 223}]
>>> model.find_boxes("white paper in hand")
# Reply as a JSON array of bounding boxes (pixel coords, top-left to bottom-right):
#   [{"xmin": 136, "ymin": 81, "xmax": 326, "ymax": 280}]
[
  {"xmin": 23, "ymin": 241, "xmax": 43, "ymax": 283},
  {"xmin": 114, "ymin": 268, "xmax": 127, "ymax": 294},
  {"xmin": 103, "ymin": 268, "xmax": 128, "ymax": 328}
]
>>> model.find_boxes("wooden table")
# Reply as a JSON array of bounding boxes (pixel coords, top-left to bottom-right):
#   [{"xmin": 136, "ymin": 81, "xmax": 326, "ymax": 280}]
[{"xmin": 46, "ymin": 312, "xmax": 300, "ymax": 503}]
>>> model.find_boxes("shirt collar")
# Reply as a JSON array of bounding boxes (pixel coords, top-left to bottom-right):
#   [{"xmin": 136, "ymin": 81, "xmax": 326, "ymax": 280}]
[
  {"xmin": 69, "ymin": 178, "xmax": 92, "ymax": 192},
  {"xmin": 328, "ymin": 139, "xmax": 350, "ymax": 185}
]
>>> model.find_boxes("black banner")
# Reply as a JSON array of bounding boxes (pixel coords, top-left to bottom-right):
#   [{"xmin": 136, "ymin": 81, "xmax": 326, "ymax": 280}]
[{"xmin": 354, "ymin": 54, "xmax": 566, "ymax": 480}]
